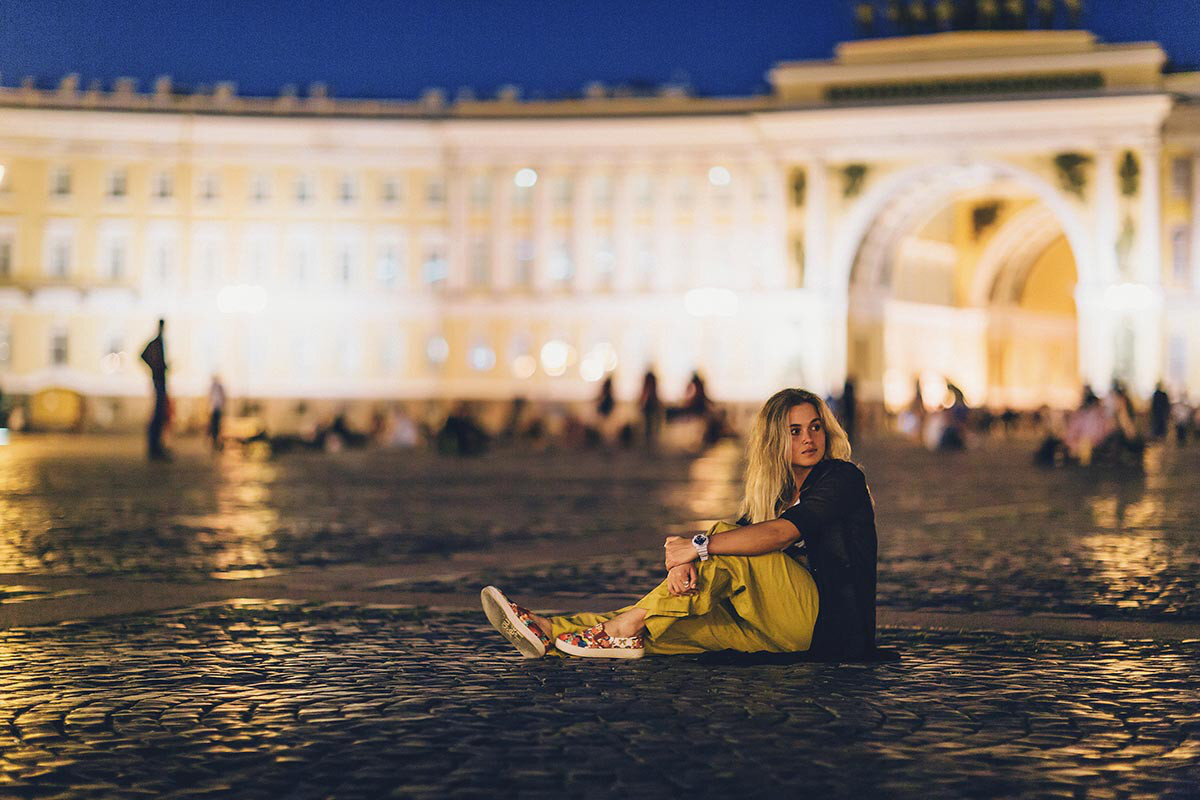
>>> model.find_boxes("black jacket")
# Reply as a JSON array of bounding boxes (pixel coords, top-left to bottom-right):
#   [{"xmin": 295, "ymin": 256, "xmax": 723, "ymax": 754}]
[{"xmin": 779, "ymin": 459, "xmax": 877, "ymax": 660}]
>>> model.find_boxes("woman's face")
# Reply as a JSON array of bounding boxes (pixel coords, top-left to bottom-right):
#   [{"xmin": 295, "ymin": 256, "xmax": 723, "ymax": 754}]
[{"xmin": 788, "ymin": 403, "xmax": 826, "ymax": 470}]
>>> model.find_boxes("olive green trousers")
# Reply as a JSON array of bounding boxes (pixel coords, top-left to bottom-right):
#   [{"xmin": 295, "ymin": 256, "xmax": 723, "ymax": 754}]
[{"xmin": 548, "ymin": 531, "xmax": 818, "ymax": 656}]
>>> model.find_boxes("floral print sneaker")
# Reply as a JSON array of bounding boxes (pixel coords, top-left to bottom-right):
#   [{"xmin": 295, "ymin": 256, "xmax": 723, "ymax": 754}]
[
  {"xmin": 481, "ymin": 585, "xmax": 551, "ymax": 658},
  {"xmin": 555, "ymin": 623, "xmax": 645, "ymax": 659}
]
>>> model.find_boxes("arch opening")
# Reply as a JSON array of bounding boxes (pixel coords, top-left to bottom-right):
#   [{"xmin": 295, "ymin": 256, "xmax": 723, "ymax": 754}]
[{"xmin": 842, "ymin": 163, "xmax": 1084, "ymax": 413}]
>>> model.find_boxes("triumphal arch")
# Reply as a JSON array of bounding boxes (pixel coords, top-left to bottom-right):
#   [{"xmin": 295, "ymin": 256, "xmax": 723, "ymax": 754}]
[{"xmin": 765, "ymin": 27, "xmax": 1195, "ymax": 409}]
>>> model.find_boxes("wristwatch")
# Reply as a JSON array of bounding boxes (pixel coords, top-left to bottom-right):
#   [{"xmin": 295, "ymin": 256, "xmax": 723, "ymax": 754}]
[{"xmin": 691, "ymin": 533, "xmax": 710, "ymax": 562}]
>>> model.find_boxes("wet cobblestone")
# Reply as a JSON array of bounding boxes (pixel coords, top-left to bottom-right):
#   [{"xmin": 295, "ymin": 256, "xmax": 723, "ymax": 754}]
[
  {"xmin": 1, "ymin": 602, "xmax": 1197, "ymax": 799},
  {"xmin": 2, "ymin": 435, "xmax": 1199, "ymax": 622}
]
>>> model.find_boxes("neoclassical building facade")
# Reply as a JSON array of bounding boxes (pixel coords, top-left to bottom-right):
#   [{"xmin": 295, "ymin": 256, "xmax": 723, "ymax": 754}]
[{"xmin": 0, "ymin": 29, "xmax": 1197, "ymax": 428}]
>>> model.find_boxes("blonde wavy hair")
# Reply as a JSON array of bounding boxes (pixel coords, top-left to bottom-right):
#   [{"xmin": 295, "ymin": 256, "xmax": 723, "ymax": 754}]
[{"xmin": 739, "ymin": 388, "xmax": 852, "ymax": 524}]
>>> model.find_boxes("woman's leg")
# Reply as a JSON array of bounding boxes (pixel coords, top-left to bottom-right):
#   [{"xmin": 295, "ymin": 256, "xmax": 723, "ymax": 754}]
[{"xmin": 546, "ymin": 552, "xmax": 818, "ymax": 655}]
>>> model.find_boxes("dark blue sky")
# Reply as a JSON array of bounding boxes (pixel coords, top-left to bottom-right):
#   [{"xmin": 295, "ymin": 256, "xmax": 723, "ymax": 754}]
[{"xmin": 2, "ymin": 1, "xmax": 1197, "ymax": 101}]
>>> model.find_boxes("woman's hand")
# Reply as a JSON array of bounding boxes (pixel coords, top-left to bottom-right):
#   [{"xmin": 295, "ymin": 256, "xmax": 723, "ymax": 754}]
[
  {"xmin": 667, "ymin": 563, "xmax": 698, "ymax": 596},
  {"xmin": 664, "ymin": 535, "xmax": 698, "ymax": 570}
]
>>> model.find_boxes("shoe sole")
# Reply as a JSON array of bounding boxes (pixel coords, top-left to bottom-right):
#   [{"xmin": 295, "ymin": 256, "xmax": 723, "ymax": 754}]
[
  {"xmin": 554, "ymin": 637, "xmax": 645, "ymax": 660},
  {"xmin": 480, "ymin": 586, "xmax": 546, "ymax": 659}
]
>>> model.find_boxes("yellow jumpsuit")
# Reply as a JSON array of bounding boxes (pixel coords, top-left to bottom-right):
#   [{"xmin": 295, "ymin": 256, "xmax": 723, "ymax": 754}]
[{"xmin": 547, "ymin": 522, "xmax": 819, "ymax": 655}]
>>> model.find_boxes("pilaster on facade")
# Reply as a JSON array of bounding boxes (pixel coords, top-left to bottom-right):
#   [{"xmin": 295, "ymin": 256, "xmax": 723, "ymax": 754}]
[
  {"xmin": 571, "ymin": 166, "xmax": 596, "ymax": 293},
  {"xmin": 611, "ymin": 167, "xmax": 637, "ymax": 293},
  {"xmin": 531, "ymin": 165, "xmax": 554, "ymax": 293},
  {"xmin": 1138, "ymin": 143, "xmax": 1163, "ymax": 287},
  {"xmin": 1092, "ymin": 147, "xmax": 1120, "ymax": 287},
  {"xmin": 489, "ymin": 166, "xmax": 514, "ymax": 291},
  {"xmin": 446, "ymin": 165, "xmax": 469, "ymax": 291},
  {"xmin": 1192, "ymin": 151, "xmax": 1200, "ymax": 291},
  {"xmin": 803, "ymin": 158, "xmax": 829, "ymax": 291}
]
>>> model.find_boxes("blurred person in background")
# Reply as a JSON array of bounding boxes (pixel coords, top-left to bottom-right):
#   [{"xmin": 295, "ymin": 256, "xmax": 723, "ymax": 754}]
[
  {"xmin": 208, "ymin": 375, "xmax": 226, "ymax": 452},
  {"xmin": 639, "ymin": 369, "xmax": 662, "ymax": 448},
  {"xmin": 1150, "ymin": 382, "xmax": 1170, "ymax": 440},
  {"xmin": 139, "ymin": 318, "xmax": 170, "ymax": 461}
]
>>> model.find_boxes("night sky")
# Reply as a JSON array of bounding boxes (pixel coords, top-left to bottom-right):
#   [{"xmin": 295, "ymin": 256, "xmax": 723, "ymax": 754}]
[{"xmin": 2, "ymin": 1, "xmax": 1198, "ymax": 101}]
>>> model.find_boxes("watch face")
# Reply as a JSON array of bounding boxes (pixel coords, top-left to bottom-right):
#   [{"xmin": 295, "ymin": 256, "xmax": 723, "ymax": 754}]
[{"xmin": 693, "ymin": 534, "xmax": 707, "ymax": 545}]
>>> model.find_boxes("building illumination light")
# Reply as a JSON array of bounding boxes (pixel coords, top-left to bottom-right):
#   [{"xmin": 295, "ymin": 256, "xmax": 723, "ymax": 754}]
[
  {"xmin": 591, "ymin": 341, "xmax": 619, "ymax": 373},
  {"xmin": 708, "ymin": 166, "xmax": 731, "ymax": 186},
  {"xmin": 426, "ymin": 335, "xmax": 449, "ymax": 364},
  {"xmin": 469, "ymin": 344, "xmax": 496, "ymax": 372},
  {"xmin": 580, "ymin": 358, "xmax": 605, "ymax": 383},
  {"xmin": 217, "ymin": 284, "xmax": 268, "ymax": 314},
  {"xmin": 684, "ymin": 287, "xmax": 738, "ymax": 317},
  {"xmin": 100, "ymin": 351, "xmax": 127, "ymax": 374},
  {"xmin": 512, "ymin": 354, "xmax": 537, "ymax": 379},
  {"xmin": 1102, "ymin": 283, "xmax": 1154, "ymax": 311},
  {"xmin": 514, "ymin": 168, "xmax": 538, "ymax": 188},
  {"xmin": 540, "ymin": 339, "xmax": 574, "ymax": 377}
]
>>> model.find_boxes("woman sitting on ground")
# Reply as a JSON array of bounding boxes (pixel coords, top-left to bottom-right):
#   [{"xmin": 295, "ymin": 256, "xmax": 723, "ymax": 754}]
[{"xmin": 482, "ymin": 387, "xmax": 879, "ymax": 661}]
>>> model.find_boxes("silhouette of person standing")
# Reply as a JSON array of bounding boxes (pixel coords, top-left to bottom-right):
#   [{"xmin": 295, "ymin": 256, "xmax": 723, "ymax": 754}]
[
  {"xmin": 208, "ymin": 374, "xmax": 227, "ymax": 452},
  {"xmin": 841, "ymin": 376, "xmax": 858, "ymax": 444},
  {"xmin": 639, "ymin": 369, "xmax": 662, "ymax": 448},
  {"xmin": 140, "ymin": 318, "xmax": 170, "ymax": 460}
]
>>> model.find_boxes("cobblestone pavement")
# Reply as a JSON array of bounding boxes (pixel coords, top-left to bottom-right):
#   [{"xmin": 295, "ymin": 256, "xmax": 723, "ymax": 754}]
[
  {"xmin": 4, "ymin": 433, "xmax": 1195, "ymax": 621},
  {"xmin": 1, "ymin": 602, "xmax": 1197, "ymax": 799}
]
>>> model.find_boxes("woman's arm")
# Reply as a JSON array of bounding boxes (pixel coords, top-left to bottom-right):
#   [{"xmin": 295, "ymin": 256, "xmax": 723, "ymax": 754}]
[{"xmin": 664, "ymin": 518, "xmax": 798, "ymax": 569}]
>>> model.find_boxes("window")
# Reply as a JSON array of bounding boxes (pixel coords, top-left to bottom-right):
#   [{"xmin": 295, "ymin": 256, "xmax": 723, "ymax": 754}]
[
  {"xmin": 199, "ymin": 172, "xmax": 220, "ymax": 201},
  {"xmin": 0, "ymin": 236, "xmax": 12, "ymax": 279},
  {"xmin": 379, "ymin": 332, "xmax": 405, "ymax": 374},
  {"xmin": 250, "ymin": 173, "xmax": 271, "ymax": 203},
  {"xmin": 105, "ymin": 239, "xmax": 127, "ymax": 281},
  {"xmin": 514, "ymin": 239, "xmax": 534, "ymax": 287},
  {"xmin": 338, "ymin": 174, "xmax": 358, "ymax": 205},
  {"xmin": 334, "ymin": 332, "xmax": 361, "ymax": 374},
  {"xmin": 377, "ymin": 244, "xmax": 401, "ymax": 288},
  {"xmin": 635, "ymin": 234, "xmax": 654, "ymax": 286},
  {"xmin": 593, "ymin": 174, "xmax": 613, "ymax": 210},
  {"xmin": 469, "ymin": 236, "xmax": 490, "ymax": 287},
  {"xmin": 1172, "ymin": 226, "xmax": 1191, "ymax": 286},
  {"xmin": 152, "ymin": 171, "xmax": 174, "ymax": 200},
  {"xmin": 753, "ymin": 173, "xmax": 772, "ymax": 206},
  {"xmin": 470, "ymin": 174, "xmax": 491, "ymax": 210},
  {"xmin": 426, "ymin": 175, "xmax": 446, "ymax": 209},
  {"xmin": 153, "ymin": 241, "xmax": 174, "ymax": 285},
  {"xmin": 336, "ymin": 244, "xmax": 356, "ymax": 287},
  {"xmin": 382, "ymin": 176, "xmax": 403, "ymax": 205},
  {"xmin": 51, "ymin": 327, "xmax": 69, "ymax": 366},
  {"xmin": 50, "ymin": 166, "xmax": 72, "ymax": 197},
  {"xmin": 593, "ymin": 235, "xmax": 615, "ymax": 288},
  {"xmin": 674, "ymin": 174, "xmax": 694, "ymax": 209},
  {"xmin": 513, "ymin": 182, "xmax": 533, "ymax": 212},
  {"xmin": 291, "ymin": 334, "xmax": 314, "ymax": 375},
  {"xmin": 633, "ymin": 174, "xmax": 654, "ymax": 210},
  {"xmin": 295, "ymin": 174, "xmax": 314, "ymax": 204},
  {"xmin": 291, "ymin": 246, "xmax": 310, "ymax": 286},
  {"xmin": 48, "ymin": 236, "xmax": 72, "ymax": 279},
  {"xmin": 552, "ymin": 176, "xmax": 573, "ymax": 210},
  {"xmin": 422, "ymin": 243, "xmax": 447, "ymax": 289},
  {"xmin": 550, "ymin": 238, "xmax": 573, "ymax": 286},
  {"xmin": 1170, "ymin": 157, "xmax": 1193, "ymax": 201},
  {"xmin": 1168, "ymin": 334, "xmax": 1187, "ymax": 389},
  {"xmin": 199, "ymin": 240, "xmax": 220, "ymax": 287},
  {"xmin": 106, "ymin": 169, "xmax": 128, "ymax": 199}
]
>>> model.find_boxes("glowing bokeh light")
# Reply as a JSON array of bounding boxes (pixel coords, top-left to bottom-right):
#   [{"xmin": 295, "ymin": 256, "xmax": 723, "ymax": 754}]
[
  {"xmin": 707, "ymin": 166, "xmax": 731, "ymax": 186},
  {"xmin": 512, "ymin": 354, "xmax": 537, "ymax": 379},
  {"xmin": 514, "ymin": 168, "xmax": 538, "ymax": 188}
]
